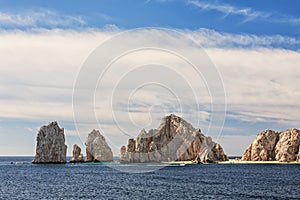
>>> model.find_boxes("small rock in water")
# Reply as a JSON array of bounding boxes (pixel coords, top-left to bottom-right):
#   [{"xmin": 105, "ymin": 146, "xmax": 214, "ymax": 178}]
[{"xmin": 70, "ymin": 144, "xmax": 84, "ymax": 163}]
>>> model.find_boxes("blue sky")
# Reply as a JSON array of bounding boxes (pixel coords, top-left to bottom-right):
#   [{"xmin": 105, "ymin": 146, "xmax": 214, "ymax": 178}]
[
  {"xmin": 0, "ymin": 0, "xmax": 299, "ymax": 156},
  {"xmin": 1, "ymin": 0, "xmax": 300, "ymax": 36}
]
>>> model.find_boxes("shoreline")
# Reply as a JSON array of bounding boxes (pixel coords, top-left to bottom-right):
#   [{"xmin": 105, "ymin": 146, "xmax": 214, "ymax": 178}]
[
  {"xmin": 218, "ymin": 159, "xmax": 300, "ymax": 164},
  {"xmin": 2, "ymin": 156, "xmax": 300, "ymax": 165},
  {"xmin": 163, "ymin": 159, "xmax": 300, "ymax": 165}
]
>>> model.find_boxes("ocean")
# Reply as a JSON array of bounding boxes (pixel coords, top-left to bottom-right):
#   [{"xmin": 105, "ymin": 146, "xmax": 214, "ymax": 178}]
[{"xmin": 0, "ymin": 157, "xmax": 299, "ymax": 199}]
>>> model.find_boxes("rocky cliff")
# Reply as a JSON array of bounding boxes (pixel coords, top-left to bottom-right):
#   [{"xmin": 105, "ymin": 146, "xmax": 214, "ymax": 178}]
[
  {"xmin": 242, "ymin": 128, "xmax": 300, "ymax": 162},
  {"xmin": 119, "ymin": 114, "xmax": 228, "ymax": 163},
  {"xmin": 70, "ymin": 144, "xmax": 84, "ymax": 163},
  {"xmin": 85, "ymin": 130, "xmax": 113, "ymax": 162},
  {"xmin": 32, "ymin": 121, "xmax": 67, "ymax": 164}
]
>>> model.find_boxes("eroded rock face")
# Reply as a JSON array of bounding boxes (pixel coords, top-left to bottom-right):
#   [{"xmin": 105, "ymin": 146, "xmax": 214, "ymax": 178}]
[
  {"xmin": 70, "ymin": 144, "xmax": 84, "ymax": 163},
  {"xmin": 275, "ymin": 129, "xmax": 300, "ymax": 162},
  {"xmin": 242, "ymin": 130, "xmax": 279, "ymax": 161},
  {"xmin": 119, "ymin": 114, "xmax": 228, "ymax": 163},
  {"xmin": 85, "ymin": 130, "xmax": 113, "ymax": 162},
  {"xmin": 242, "ymin": 128, "xmax": 300, "ymax": 162},
  {"xmin": 32, "ymin": 121, "xmax": 67, "ymax": 164}
]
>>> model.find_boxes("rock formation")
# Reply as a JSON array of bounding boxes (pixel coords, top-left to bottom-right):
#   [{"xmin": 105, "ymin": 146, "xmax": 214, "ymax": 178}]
[
  {"xmin": 32, "ymin": 121, "xmax": 67, "ymax": 164},
  {"xmin": 85, "ymin": 129, "xmax": 113, "ymax": 162},
  {"xmin": 119, "ymin": 114, "xmax": 228, "ymax": 163},
  {"xmin": 275, "ymin": 129, "xmax": 300, "ymax": 162},
  {"xmin": 70, "ymin": 144, "xmax": 84, "ymax": 163},
  {"xmin": 242, "ymin": 130, "xmax": 279, "ymax": 161},
  {"xmin": 242, "ymin": 128, "xmax": 300, "ymax": 162}
]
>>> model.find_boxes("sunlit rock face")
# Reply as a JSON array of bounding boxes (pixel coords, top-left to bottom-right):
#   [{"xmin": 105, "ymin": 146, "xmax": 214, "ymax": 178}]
[
  {"xmin": 33, "ymin": 121, "xmax": 67, "ymax": 164},
  {"xmin": 242, "ymin": 128, "xmax": 300, "ymax": 162},
  {"xmin": 275, "ymin": 129, "xmax": 300, "ymax": 162},
  {"xmin": 119, "ymin": 114, "xmax": 228, "ymax": 163},
  {"xmin": 85, "ymin": 130, "xmax": 113, "ymax": 162}
]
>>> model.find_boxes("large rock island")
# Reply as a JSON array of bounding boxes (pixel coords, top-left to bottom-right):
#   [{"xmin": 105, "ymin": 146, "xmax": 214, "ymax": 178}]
[
  {"xmin": 32, "ymin": 121, "xmax": 67, "ymax": 164},
  {"xmin": 119, "ymin": 114, "xmax": 228, "ymax": 163},
  {"xmin": 85, "ymin": 130, "xmax": 113, "ymax": 162},
  {"xmin": 242, "ymin": 128, "xmax": 300, "ymax": 162}
]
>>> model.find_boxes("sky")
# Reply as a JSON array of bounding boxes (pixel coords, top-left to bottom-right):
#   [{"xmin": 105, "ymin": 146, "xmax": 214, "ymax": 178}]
[{"xmin": 0, "ymin": 0, "xmax": 299, "ymax": 156}]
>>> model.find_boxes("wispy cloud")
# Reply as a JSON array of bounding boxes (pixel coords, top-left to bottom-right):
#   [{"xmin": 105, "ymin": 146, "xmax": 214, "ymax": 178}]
[
  {"xmin": 185, "ymin": 28, "xmax": 300, "ymax": 49},
  {"xmin": 188, "ymin": 0, "xmax": 300, "ymax": 25},
  {"xmin": 188, "ymin": 0, "xmax": 269, "ymax": 22},
  {"xmin": 0, "ymin": 9, "xmax": 86, "ymax": 28}
]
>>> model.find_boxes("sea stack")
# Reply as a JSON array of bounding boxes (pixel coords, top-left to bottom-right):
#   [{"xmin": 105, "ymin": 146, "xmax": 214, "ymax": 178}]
[
  {"xmin": 70, "ymin": 144, "xmax": 84, "ymax": 163},
  {"xmin": 119, "ymin": 114, "xmax": 228, "ymax": 163},
  {"xmin": 85, "ymin": 129, "xmax": 113, "ymax": 162},
  {"xmin": 242, "ymin": 128, "xmax": 300, "ymax": 162},
  {"xmin": 32, "ymin": 121, "xmax": 67, "ymax": 164}
]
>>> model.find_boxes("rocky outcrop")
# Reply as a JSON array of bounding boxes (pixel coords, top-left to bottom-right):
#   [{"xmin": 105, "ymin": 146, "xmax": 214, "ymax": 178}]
[
  {"xmin": 32, "ymin": 121, "xmax": 67, "ymax": 164},
  {"xmin": 242, "ymin": 130, "xmax": 279, "ymax": 161},
  {"xmin": 275, "ymin": 129, "xmax": 300, "ymax": 162},
  {"xmin": 85, "ymin": 130, "xmax": 113, "ymax": 162},
  {"xmin": 242, "ymin": 128, "xmax": 300, "ymax": 162},
  {"xmin": 70, "ymin": 144, "xmax": 84, "ymax": 163},
  {"xmin": 119, "ymin": 114, "xmax": 228, "ymax": 163}
]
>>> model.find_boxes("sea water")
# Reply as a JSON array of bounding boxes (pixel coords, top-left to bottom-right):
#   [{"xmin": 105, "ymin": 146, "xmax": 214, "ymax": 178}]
[{"xmin": 0, "ymin": 157, "xmax": 299, "ymax": 199}]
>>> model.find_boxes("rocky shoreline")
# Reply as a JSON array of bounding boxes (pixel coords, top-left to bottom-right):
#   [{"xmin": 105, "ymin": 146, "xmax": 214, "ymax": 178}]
[{"xmin": 32, "ymin": 114, "xmax": 300, "ymax": 164}]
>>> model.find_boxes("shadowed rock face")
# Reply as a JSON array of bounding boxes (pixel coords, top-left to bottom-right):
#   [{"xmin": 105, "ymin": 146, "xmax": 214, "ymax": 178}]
[
  {"xmin": 242, "ymin": 128, "xmax": 300, "ymax": 162},
  {"xmin": 119, "ymin": 114, "xmax": 228, "ymax": 163},
  {"xmin": 70, "ymin": 144, "xmax": 84, "ymax": 163},
  {"xmin": 32, "ymin": 121, "xmax": 67, "ymax": 164},
  {"xmin": 85, "ymin": 130, "xmax": 113, "ymax": 162}
]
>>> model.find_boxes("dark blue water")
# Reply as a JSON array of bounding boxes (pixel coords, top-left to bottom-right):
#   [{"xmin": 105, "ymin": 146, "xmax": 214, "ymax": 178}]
[{"xmin": 0, "ymin": 157, "xmax": 300, "ymax": 199}]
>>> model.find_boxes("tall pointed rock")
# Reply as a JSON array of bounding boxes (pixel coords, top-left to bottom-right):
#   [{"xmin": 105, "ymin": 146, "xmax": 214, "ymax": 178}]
[{"xmin": 33, "ymin": 121, "xmax": 67, "ymax": 164}]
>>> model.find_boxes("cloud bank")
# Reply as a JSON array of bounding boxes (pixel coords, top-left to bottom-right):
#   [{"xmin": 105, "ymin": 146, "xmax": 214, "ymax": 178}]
[{"xmin": 0, "ymin": 27, "xmax": 299, "ymax": 156}]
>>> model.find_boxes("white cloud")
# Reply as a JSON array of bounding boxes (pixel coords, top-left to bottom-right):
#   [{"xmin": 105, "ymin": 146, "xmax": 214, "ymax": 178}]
[
  {"xmin": 0, "ymin": 9, "xmax": 85, "ymax": 28},
  {"xmin": 188, "ymin": 0, "xmax": 300, "ymax": 25},
  {"xmin": 185, "ymin": 28, "xmax": 300, "ymax": 49},
  {"xmin": 188, "ymin": 0, "xmax": 269, "ymax": 21},
  {"xmin": 206, "ymin": 48, "xmax": 300, "ymax": 127},
  {"xmin": 0, "ymin": 28, "xmax": 299, "ymax": 156}
]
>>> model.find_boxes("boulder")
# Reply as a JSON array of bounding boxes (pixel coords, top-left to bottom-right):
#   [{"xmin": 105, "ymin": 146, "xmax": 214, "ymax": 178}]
[
  {"xmin": 32, "ymin": 121, "xmax": 67, "ymax": 164},
  {"xmin": 242, "ymin": 128, "xmax": 300, "ymax": 162},
  {"xmin": 85, "ymin": 129, "xmax": 113, "ymax": 162},
  {"xmin": 70, "ymin": 144, "xmax": 84, "ymax": 163},
  {"xmin": 119, "ymin": 114, "xmax": 228, "ymax": 163}
]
